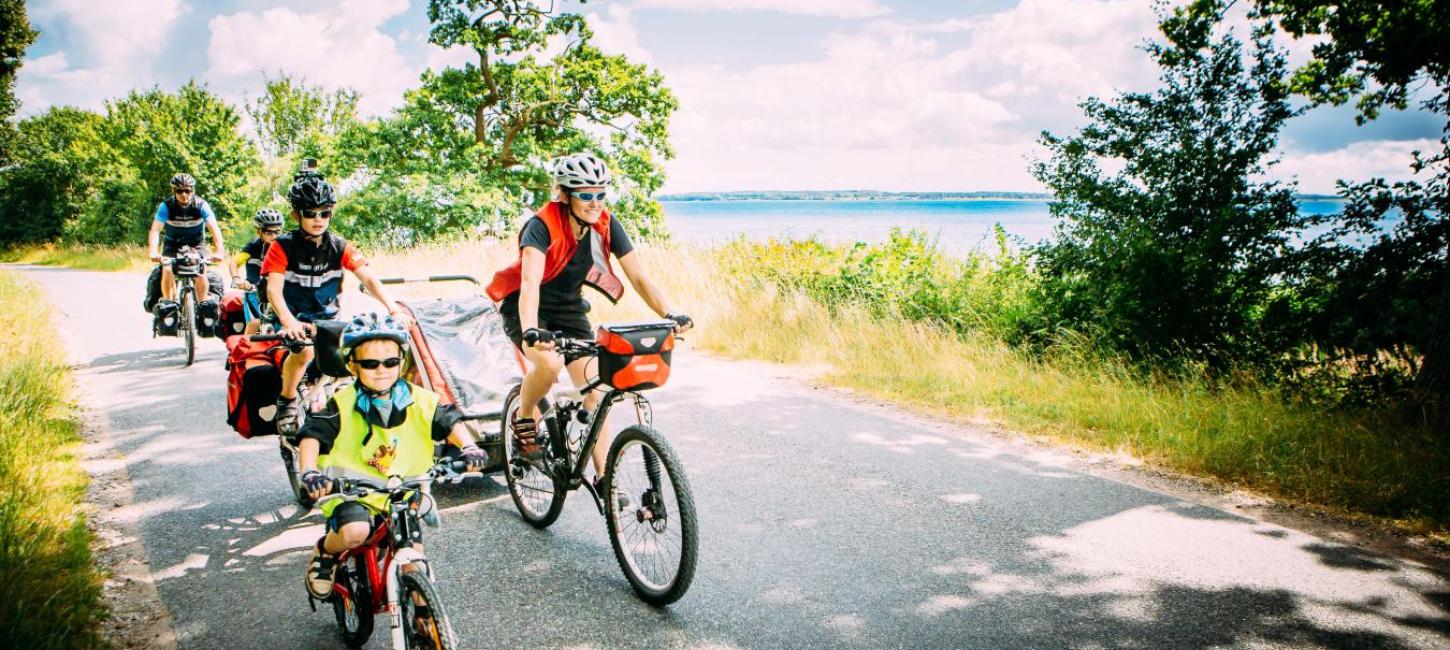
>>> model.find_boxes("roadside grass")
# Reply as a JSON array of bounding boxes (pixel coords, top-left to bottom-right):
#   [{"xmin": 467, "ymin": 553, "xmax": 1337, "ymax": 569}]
[
  {"xmin": 2, "ymin": 243, "xmax": 150, "ymax": 272},
  {"xmin": 0, "ymin": 271, "xmax": 105, "ymax": 649},
  {"xmin": 373, "ymin": 239, "xmax": 1450, "ymax": 536}
]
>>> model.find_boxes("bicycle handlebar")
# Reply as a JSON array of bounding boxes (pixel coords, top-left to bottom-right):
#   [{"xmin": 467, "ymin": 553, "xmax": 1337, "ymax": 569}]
[{"xmin": 314, "ymin": 459, "xmax": 475, "ymax": 507}]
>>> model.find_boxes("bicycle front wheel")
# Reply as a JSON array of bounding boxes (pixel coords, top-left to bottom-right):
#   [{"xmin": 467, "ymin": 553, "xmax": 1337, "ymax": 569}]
[
  {"xmin": 181, "ymin": 287, "xmax": 196, "ymax": 366},
  {"xmin": 604, "ymin": 425, "xmax": 698, "ymax": 606},
  {"xmin": 501, "ymin": 385, "xmax": 566, "ymax": 528},
  {"xmin": 333, "ymin": 555, "xmax": 374, "ymax": 648},
  {"xmin": 400, "ymin": 570, "xmax": 457, "ymax": 650}
]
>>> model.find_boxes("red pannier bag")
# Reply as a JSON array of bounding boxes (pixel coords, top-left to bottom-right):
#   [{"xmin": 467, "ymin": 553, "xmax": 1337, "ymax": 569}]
[
  {"xmin": 218, "ymin": 289, "xmax": 248, "ymax": 339},
  {"xmin": 226, "ymin": 336, "xmax": 288, "ymax": 438},
  {"xmin": 595, "ymin": 322, "xmax": 675, "ymax": 391}
]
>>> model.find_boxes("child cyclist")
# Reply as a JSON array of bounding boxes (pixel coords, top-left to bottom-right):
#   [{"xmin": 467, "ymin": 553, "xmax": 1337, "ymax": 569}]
[
  {"xmin": 227, "ymin": 208, "xmax": 285, "ymax": 335},
  {"xmin": 295, "ymin": 314, "xmax": 488, "ymax": 599},
  {"xmin": 262, "ymin": 167, "xmax": 412, "ymax": 436}
]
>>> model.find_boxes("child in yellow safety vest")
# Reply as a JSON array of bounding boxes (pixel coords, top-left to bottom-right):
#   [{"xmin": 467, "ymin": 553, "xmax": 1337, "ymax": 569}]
[{"xmin": 295, "ymin": 313, "xmax": 488, "ymax": 599}]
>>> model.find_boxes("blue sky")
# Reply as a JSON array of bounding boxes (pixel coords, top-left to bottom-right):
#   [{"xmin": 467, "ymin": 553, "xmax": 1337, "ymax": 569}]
[{"xmin": 17, "ymin": 0, "xmax": 1442, "ymax": 194}]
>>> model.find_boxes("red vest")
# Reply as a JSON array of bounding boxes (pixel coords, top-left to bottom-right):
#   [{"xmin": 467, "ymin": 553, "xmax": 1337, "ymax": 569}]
[{"xmin": 487, "ymin": 201, "xmax": 625, "ymax": 304}]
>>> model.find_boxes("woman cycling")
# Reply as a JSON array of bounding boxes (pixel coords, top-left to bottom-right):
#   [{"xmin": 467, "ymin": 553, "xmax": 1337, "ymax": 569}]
[{"xmin": 485, "ymin": 153, "xmax": 692, "ymax": 489}]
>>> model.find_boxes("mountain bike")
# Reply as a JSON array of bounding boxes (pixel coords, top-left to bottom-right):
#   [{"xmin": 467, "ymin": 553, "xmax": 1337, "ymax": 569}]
[
  {"xmin": 309, "ymin": 460, "xmax": 477, "ymax": 649},
  {"xmin": 501, "ymin": 319, "xmax": 698, "ymax": 605}
]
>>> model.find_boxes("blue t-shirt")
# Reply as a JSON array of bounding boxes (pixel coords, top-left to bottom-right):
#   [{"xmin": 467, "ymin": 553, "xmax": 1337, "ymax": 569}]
[{"xmin": 154, "ymin": 197, "xmax": 216, "ymax": 244}]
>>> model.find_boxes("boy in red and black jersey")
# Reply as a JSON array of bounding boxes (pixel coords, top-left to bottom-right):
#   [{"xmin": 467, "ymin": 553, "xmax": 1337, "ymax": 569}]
[{"xmin": 263, "ymin": 168, "xmax": 411, "ymax": 436}]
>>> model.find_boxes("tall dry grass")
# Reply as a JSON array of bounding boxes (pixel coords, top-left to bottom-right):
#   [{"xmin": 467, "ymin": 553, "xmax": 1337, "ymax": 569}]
[
  {"xmin": 371, "ymin": 239, "xmax": 1449, "ymax": 533},
  {"xmin": 0, "ymin": 271, "xmax": 105, "ymax": 649}
]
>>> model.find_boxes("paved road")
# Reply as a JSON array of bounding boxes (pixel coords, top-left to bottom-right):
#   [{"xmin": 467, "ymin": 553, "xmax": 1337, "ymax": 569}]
[{"xmin": 21, "ymin": 265, "xmax": 1450, "ymax": 649}]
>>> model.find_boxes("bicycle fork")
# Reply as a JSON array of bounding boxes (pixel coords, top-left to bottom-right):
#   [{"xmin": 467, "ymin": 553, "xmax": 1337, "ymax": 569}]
[{"xmin": 387, "ymin": 548, "xmax": 458, "ymax": 650}]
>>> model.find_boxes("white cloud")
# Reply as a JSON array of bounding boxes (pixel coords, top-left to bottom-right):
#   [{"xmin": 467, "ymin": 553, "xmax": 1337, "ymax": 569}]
[
  {"xmin": 1276, "ymin": 139, "xmax": 1437, "ymax": 193},
  {"xmin": 631, "ymin": 0, "xmax": 890, "ymax": 19},
  {"xmin": 657, "ymin": 0, "xmax": 1160, "ymax": 192},
  {"xmin": 16, "ymin": 0, "xmax": 188, "ymax": 113},
  {"xmin": 206, "ymin": 0, "xmax": 416, "ymax": 117},
  {"xmin": 587, "ymin": 5, "xmax": 652, "ymax": 65}
]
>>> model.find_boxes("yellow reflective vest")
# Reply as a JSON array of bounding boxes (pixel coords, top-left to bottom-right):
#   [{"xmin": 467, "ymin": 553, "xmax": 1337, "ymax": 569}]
[{"xmin": 318, "ymin": 382, "xmax": 440, "ymax": 518}]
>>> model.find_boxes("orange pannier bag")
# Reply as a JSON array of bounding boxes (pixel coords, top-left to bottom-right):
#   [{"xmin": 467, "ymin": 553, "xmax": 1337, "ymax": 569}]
[{"xmin": 595, "ymin": 322, "xmax": 675, "ymax": 391}]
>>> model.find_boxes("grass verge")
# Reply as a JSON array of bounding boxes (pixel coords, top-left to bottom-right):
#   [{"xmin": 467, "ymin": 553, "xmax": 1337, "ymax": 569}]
[
  {"xmin": 1, "ymin": 243, "xmax": 151, "ymax": 272},
  {"xmin": 372, "ymin": 239, "xmax": 1449, "ymax": 537},
  {"xmin": 0, "ymin": 270, "xmax": 106, "ymax": 649}
]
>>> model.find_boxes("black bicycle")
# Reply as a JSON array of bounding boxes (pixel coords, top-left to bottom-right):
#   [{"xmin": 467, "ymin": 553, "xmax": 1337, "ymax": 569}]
[
  {"xmin": 501, "ymin": 319, "xmax": 698, "ymax": 605},
  {"xmin": 159, "ymin": 246, "xmax": 208, "ymax": 367}
]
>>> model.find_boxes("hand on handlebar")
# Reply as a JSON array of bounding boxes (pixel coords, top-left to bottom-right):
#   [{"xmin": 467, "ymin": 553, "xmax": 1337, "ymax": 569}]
[
  {"xmin": 150, "ymin": 252, "xmax": 162, "ymax": 263},
  {"xmin": 458, "ymin": 445, "xmax": 489, "ymax": 473},
  {"xmin": 233, "ymin": 279, "xmax": 254, "ymax": 291},
  {"xmin": 523, "ymin": 328, "xmax": 557, "ymax": 352},
  {"xmin": 301, "ymin": 470, "xmax": 332, "ymax": 501},
  {"xmin": 281, "ymin": 321, "xmax": 314, "ymax": 341},
  {"xmin": 667, "ymin": 313, "xmax": 694, "ymax": 334}
]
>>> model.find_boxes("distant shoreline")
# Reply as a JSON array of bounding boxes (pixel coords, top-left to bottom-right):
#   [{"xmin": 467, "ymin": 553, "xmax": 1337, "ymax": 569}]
[{"xmin": 657, "ymin": 191, "xmax": 1345, "ymax": 202}]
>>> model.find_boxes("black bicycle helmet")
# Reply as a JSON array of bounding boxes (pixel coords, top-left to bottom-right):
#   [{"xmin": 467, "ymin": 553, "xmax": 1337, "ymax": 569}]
[{"xmin": 287, "ymin": 173, "xmax": 337, "ymax": 209}]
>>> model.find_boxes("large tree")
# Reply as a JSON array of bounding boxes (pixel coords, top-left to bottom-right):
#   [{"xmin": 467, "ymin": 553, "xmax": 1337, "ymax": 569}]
[
  {"xmin": 0, "ymin": 0, "xmax": 38, "ymax": 164},
  {"xmin": 1032, "ymin": 7, "xmax": 1304, "ymax": 371},
  {"xmin": 71, "ymin": 83, "xmax": 260, "ymax": 244},
  {"xmin": 333, "ymin": 0, "xmax": 677, "ymax": 244},
  {"xmin": 245, "ymin": 72, "xmax": 359, "ymax": 159},
  {"xmin": 1201, "ymin": 0, "xmax": 1450, "ymax": 427}
]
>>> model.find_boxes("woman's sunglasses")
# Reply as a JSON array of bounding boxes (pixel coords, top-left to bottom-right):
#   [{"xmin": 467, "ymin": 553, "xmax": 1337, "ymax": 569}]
[
  {"xmin": 261, "ymin": 228, "xmax": 282, "ymax": 236},
  {"xmin": 301, "ymin": 208, "xmax": 333, "ymax": 220},
  {"xmin": 572, "ymin": 191, "xmax": 607, "ymax": 202},
  {"xmin": 354, "ymin": 357, "xmax": 403, "ymax": 370}
]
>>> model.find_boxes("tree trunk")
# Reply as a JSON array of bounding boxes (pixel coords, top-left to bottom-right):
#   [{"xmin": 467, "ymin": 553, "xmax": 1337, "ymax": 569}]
[{"xmin": 1416, "ymin": 233, "xmax": 1450, "ymax": 436}]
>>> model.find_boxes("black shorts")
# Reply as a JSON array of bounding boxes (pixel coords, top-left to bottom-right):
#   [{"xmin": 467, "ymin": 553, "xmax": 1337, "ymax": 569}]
[
  {"xmin": 161, "ymin": 239, "xmax": 207, "ymax": 258},
  {"xmin": 500, "ymin": 297, "xmax": 592, "ymax": 349},
  {"xmin": 326, "ymin": 501, "xmax": 374, "ymax": 533}
]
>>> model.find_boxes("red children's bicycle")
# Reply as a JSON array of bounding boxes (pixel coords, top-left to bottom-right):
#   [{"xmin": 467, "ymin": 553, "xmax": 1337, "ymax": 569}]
[{"xmin": 309, "ymin": 459, "xmax": 473, "ymax": 649}]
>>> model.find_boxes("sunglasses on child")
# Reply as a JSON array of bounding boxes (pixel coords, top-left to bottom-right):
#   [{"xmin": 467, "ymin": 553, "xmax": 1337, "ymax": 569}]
[
  {"xmin": 572, "ymin": 190, "xmax": 608, "ymax": 202},
  {"xmin": 301, "ymin": 208, "xmax": 333, "ymax": 220},
  {"xmin": 354, "ymin": 357, "xmax": 403, "ymax": 370},
  {"xmin": 262, "ymin": 228, "xmax": 282, "ymax": 235}
]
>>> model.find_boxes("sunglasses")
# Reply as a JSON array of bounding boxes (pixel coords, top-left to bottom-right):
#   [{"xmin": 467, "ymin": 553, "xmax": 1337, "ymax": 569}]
[
  {"xmin": 173, "ymin": 189, "xmax": 193, "ymax": 195},
  {"xmin": 301, "ymin": 208, "xmax": 333, "ymax": 220},
  {"xmin": 572, "ymin": 190, "xmax": 608, "ymax": 202},
  {"xmin": 354, "ymin": 357, "xmax": 403, "ymax": 370},
  {"xmin": 261, "ymin": 228, "xmax": 282, "ymax": 235}
]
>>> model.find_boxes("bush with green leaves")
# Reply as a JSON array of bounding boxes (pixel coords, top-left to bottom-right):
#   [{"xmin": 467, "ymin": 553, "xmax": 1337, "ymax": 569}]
[{"xmin": 1031, "ymin": 9, "xmax": 1305, "ymax": 372}]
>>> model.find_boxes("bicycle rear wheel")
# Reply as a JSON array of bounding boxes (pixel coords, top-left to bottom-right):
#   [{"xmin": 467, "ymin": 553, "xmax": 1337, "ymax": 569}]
[
  {"xmin": 604, "ymin": 425, "xmax": 698, "ymax": 606},
  {"xmin": 181, "ymin": 287, "xmax": 196, "ymax": 367},
  {"xmin": 501, "ymin": 385, "xmax": 566, "ymax": 528},
  {"xmin": 332, "ymin": 555, "xmax": 374, "ymax": 648},
  {"xmin": 400, "ymin": 569, "xmax": 457, "ymax": 650}
]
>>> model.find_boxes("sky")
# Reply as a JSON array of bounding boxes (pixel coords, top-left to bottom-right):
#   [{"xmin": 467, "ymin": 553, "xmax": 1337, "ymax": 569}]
[{"xmin": 15, "ymin": 0, "xmax": 1443, "ymax": 194}]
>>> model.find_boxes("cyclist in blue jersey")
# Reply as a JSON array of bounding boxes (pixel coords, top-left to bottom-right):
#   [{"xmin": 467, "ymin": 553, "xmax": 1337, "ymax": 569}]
[{"xmin": 147, "ymin": 173, "xmax": 226, "ymax": 305}]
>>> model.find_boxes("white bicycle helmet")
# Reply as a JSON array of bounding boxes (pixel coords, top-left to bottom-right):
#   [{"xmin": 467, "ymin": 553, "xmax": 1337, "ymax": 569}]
[
  {"xmin": 253, "ymin": 208, "xmax": 285, "ymax": 229},
  {"xmin": 552, "ymin": 153, "xmax": 612, "ymax": 189}
]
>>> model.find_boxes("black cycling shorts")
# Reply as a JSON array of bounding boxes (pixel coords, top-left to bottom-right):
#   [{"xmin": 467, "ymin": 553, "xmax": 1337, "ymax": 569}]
[
  {"xmin": 326, "ymin": 501, "xmax": 374, "ymax": 533},
  {"xmin": 501, "ymin": 298, "xmax": 592, "ymax": 350}
]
